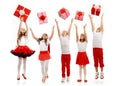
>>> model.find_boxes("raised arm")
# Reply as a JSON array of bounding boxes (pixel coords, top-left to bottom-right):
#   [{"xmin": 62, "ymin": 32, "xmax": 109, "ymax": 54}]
[
  {"xmin": 68, "ymin": 18, "xmax": 74, "ymax": 36},
  {"xmin": 55, "ymin": 19, "xmax": 61, "ymax": 37},
  {"xmin": 100, "ymin": 13, "xmax": 104, "ymax": 32},
  {"xmin": 83, "ymin": 24, "xmax": 88, "ymax": 42},
  {"xmin": 24, "ymin": 21, "xmax": 29, "ymax": 35},
  {"xmin": 49, "ymin": 25, "xmax": 55, "ymax": 41},
  {"xmin": 88, "ymin": 14, "xmax": 95, "ymax": 32},
  {"xmin": 29, "ymin": 28, "xmax": 39, "ymax": 41},
  {"xmin": 74, "ymin": 24, "xmax": 79, "ymax": 42},
  {"xmin": 18, "ymin": 18, "xmax": 23, "ymax": 36}
]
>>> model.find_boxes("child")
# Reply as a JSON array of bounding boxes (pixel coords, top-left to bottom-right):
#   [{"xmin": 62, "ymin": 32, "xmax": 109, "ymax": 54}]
[
  {"xmin": 29, "ymin": 26, "xmax": 54, "ymax": 83},
  {"xmin": 55, "ymin": 18, "xmax": 73, "ymax": 83},
  {"xmin": 74, "ymin": 24, "xmax": 89, "ymax": 83},
  {"xmin": 11, "ymin": 18, "xmax": 35, "ymax": 80},
  {"xmin": 89, "ymin": 14, "xmax": 104, "ymax": 79}
]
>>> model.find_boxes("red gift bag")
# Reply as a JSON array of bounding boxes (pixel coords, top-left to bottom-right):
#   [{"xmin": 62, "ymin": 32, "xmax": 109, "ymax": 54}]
[
  {"xmin": 96, "ymin": 5, "xmax": 101, "ymax": 16},
  {"xmin": 14, "ymin": 5, "xmax": 31, "ymax": 21},
  {"xmin": 91, "ymin": 4, "xmax": 96, "ymax": 15},
  {"xmin": 75, "ymin": 11, "xmax": 84, "ymax": 21},
  {"xmin": 37, "ymin": 12, "xmax": 48, "ymax": 24},
  {"xmin": 58, "ymin": 8, "xmax": 70, "ymax": 20},
  {"xmin": 91, "ymin": 4, "xmax": 101, "ymax": 16}
]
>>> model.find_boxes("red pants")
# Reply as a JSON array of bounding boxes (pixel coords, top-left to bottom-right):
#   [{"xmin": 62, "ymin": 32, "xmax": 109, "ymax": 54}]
[
  {"xmin": 61, "ymin": 54, "xmax": 71, "ymax": 78},
  {"xmin": 93, "ymin": 48, "xmax": 104, "ymax": 67}
]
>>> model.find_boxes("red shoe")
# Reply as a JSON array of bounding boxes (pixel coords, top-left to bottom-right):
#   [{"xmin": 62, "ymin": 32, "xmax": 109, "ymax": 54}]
[
  {"xmin": 46, "ymin": 75, "xmax": 48, "ymax": 79},
  {"xmin": 17, "ymin": 77, "xmax": 20, "ymax": 80},
  {"xmin": 22, "ymin": 74, "xmax": 27, "ymax": 80},
  {"xmin": 84, "ymin": 80, "xmax": 87, "ymax": 83},
  {"xmin": 100, "ymin": 72, "xmax": 104, "ymax": 79},
  {"xmin": 77, "ymin": 79, "xmax": 82, "ymax": 82}
]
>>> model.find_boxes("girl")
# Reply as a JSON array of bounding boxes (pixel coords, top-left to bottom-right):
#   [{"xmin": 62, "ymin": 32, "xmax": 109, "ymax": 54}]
[
  {"xmin": 11, "ymin": 18, "xmax": 35, "ymax": 80},
  {"xmin": 88, "ymin": 14, "xmax": 104, "ymax": 79},
  {"xmin": 29, "ymin": 26, "xmax": 54, "ymax": 83},
  {"xmin": 55, "ymin": 19, "xmax": 73, "ymax": 83},
  {"xmin": 74, "ymin": 24, "xmax": 89, "ymax": 83}
]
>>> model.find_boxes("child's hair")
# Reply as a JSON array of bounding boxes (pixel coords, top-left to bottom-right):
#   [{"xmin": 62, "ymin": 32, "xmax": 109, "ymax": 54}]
[
  {"xmin": 17, "ymin": 31, "xmax": 27, "ymax": 44},
  {"xmin": 37, "ymin": 33, "xmax": 48, "ymax": 46},
  {"xmin": 80, "ymin": 38, "xmax": 86, "ymax": 42},
  {"xmin": 79, "ymin": 34, "xmax": 86, "ymax": 42}
]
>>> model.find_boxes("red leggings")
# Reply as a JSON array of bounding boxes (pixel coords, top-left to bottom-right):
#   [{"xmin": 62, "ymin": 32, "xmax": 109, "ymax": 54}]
[
  {"xmin": 93, "ymin": 48, "xmax": 104, "ymax": 67},
  {"xmin": 61, "ymin": 54, "xmax": 71, "ymax": 78}
]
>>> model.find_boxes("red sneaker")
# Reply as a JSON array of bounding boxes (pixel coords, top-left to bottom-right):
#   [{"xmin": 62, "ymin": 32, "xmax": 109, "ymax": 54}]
[
  {"xmin": 77, "ymin": 79, "xmax": 82, "ymax": 82},
  {"xmin": 84, "ymin": 80, "xmax": 87, "ymax": 83},
  {"xmin": 22, "ymin": 74, "xmax": 27, "ymax": 80},
  {"xmin": 17, "ymin": 77, "xmax": 20, "ymax": 80}
]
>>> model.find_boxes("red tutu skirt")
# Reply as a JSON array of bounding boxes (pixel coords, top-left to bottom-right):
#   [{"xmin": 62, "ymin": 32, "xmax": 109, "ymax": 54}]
[
  {"xmin": 11, "ymin": 45, "xmax": 35, "ymax": 58},
  {"xmin": 76, "ymin": 52, "xmax": 89, "ymax": 65},
  {"xmin": 39, "ymin": 51, "xmax": 50, "ymax": 61}
]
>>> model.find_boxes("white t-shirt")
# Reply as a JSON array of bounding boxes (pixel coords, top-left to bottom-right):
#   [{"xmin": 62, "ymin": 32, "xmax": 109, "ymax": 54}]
[
  {"xmin": 39, "ymin": 39, "xmax": 49, "ymax": 51},
  {"xmin": 93, "ymin": 31, "xmax": 103, "ymax": 48},
  {"xmin": 19, "ymin": 37, "xmax": 28, "ymax": 46},
  {"xmin": 77, "ymin": 41, "xmax": 87, "ymax": 52},
  {"xmin": 60, "ymin": 35, "xmax": 70, "ymax": 54}
]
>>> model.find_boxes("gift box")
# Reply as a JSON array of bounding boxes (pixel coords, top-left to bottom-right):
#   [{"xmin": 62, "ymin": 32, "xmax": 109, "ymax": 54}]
[
  {"xmin": 37, "ymin": 12, "xmax": 48, "ymax": 24},
  {"xmin": 91, "ymin": 4, "xmax": 95, "ymax": 15},
  {"xmin": 96, "ymin": 5, "xmax": 101, "ymax": 16},
  {"xmin": 75, "ymin": 11, "xmax": 84, "ymax": 21},
  {"xmin": 14, "ymin": 5, "xmax": 31, "ymax": 21},
  {"xmin": 91, "ymin": 4, "xmax": 101, "ymax": 16},
  {"xmin": 58, "ymin": 8, "xmax": 70, "ymax": 20}
]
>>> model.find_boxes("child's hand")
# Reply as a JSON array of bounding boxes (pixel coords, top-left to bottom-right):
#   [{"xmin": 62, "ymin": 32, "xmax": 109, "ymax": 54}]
[
  {"xmin": 88, "ymin": 14, "xmax": 92, "ymax": 19},
  {"xmin": 83, "ymin": 24, "xmax": 87, "ymax": 29},
  {"xmin": 74, "ymin": 24, "xmax": 77, "ymax": 29},
  {"xmin": 71, "ymin": 18, "xmax": 74, "ymax": 23},
  {"xmin": 55, "ymin": 19, "xmax": 58, "ymax": 23},
  {"xmin": 20, "ymin": 17, "xmax": 24, "ymax": 21}
]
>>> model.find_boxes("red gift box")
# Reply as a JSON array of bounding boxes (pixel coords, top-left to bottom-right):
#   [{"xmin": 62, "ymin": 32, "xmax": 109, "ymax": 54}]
[
  {"xmin": 91, "ymin": 4, "xmax": 95, "ymax": 15},
  {"xmin": 58, "ymin": 8, "xmax": 70, "ymax": 20},
  {"xmin": 37, "ymin": 12, "xmax": 48, "ymax": 24},
  {"xmin": 96, "ymin": 5, "xmax": 101, "ymax": 16},
  {"xmin": 75, "ymin": 11, "xmax": 84, "ymax": 21},
  {"xmin": 14, "ymin": 5, "xmax": 31, "ymax": 21},
  {"xmin": 91, "ymin": 4, "xmax": 101, "ymax": 16}
]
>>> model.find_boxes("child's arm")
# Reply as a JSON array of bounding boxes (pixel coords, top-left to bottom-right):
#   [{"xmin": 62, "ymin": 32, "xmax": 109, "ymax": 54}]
[
  {"xmin": 49, "ymin": 25, "xmax": 55, "ymax": 41},
  {"xmin": 83, "ymin": 24, "xmax": 88, "ymax": 42},
  {"xmin": 74, "ymin": 24, "xmax": 79, "ymax": 42},
  {"xmin": 18, "ymin": 18, "xmax": 23, "ymax": 36},
  {"xmin": 68, "ymin": 18, "xmax": 74, "ymax": 36},
  {"xmin": 88, "ymin": 14, "xmax": 95, "ymax": 32},
  {"xmin": 29, "ymin": 28, "xmax": 39, "ymax": 41},
  {"xmin": 100, "ymin": 13, "xmax": 104, "ymax": 32},
  {"xmin": 55, "ymin": 19, "xmax": 61, "ymax": 37},
  {"xmin": 24, "ymin": 21, "xmax": 29, "ymax": 36}
]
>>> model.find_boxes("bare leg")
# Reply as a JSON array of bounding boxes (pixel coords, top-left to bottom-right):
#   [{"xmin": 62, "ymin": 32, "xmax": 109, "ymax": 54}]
[
  {"xmin": 45, "ymin": 60, "xmax": 49, "ymax": 77},
  {"xmin": 17, "ymin": 57, "xmax": 22, "ymax": 78},
  {"xmin": 95, "ymin": 67, "xmax": 98, "ymax": 72},
  {"xmin": 23, "ymin": 58, "xmax": 27, "ymax": 76},
  {"xmin": 79, "ymin": 65, "xmax": 83, "ymax": 80},
  {"xmin": 83, "ymin": 65, "xmax": 87, "ymax": 80},
  {"xmin": 40, "ymin": 61, "xmax": 45, "ymax": 77}
]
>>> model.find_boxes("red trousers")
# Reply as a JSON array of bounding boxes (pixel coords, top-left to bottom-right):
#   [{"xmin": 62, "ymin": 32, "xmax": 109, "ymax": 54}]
[
  {"xmin": 61, "ymin": 54, "xmax": 71, "ymax": 78},
  {"xmin": 93, "ymin": 48, "xmax": 104, "ymax": 67}
]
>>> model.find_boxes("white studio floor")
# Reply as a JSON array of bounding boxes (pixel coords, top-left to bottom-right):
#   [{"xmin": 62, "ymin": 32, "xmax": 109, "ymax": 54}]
[{"xmin": 0, "ymin": 0, "xmax": 120, "ymax": 86}]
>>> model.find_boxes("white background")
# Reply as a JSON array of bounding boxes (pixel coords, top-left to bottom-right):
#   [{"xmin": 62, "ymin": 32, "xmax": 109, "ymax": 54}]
[{"xmin": 0, "ymin": 0, "xmax": 120, "ymax": 86}]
